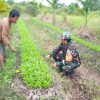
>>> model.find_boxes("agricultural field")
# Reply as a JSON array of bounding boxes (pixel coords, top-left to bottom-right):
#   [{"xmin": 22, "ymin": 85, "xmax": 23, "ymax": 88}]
[
  {"xmin": 0, "ymin": 0, "xmax": 100, "ymax": 99},
  {"xmin": 18, "ymin": 16, "xmax": 100, "ymax": 99},
  {"xmin": 0, "ymin": 15, "xmax": 100, "ymax": 99},
  {"xmin": 0, "ymin": 15, "xmax": 100, "ymax": 100}
]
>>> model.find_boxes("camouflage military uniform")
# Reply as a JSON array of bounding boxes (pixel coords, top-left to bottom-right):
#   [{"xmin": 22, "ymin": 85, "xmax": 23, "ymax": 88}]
[{"xmin": 49, "ymin": 42, "xmax": 81, "ymax": 78}]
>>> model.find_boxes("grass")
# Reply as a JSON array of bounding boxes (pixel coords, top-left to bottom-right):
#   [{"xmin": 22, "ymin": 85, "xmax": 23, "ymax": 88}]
[
  {"xmin": 88, "ymin": 15, "xmax": 100, "ymax": 34},
  {"xmin": 67, "ymin": 15, "xmax": 84, "ymax": 28},
  {"xmin": 0, "ymin": 24, "xmax": 25, "ymax": 99},
  {"xmin": 67, "ymin": 15, "xmax": 100, "ymax": 35},
  {"xmin": 56, "ymin": 14, "xmax": 100, "ymax": 33},
  {"xmin": 32, "ymin": 17, "xmax": 100, "ymax": 52}
]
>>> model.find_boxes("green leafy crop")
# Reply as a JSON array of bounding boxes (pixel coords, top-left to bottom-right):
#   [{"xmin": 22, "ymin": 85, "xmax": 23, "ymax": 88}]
[
  {"xmin": 18, "ymin": 19, "xmax": 52, "ymax": 88},
  {"xmin": 32, "ymin": 18, "xmax": 100, "ymax": 52}
]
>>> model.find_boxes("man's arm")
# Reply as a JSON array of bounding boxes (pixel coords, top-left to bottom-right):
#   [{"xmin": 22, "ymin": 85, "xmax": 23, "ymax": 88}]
[
  {"xmin": 49, "ymin": 45, "xmax": 61, "ymax": 57},
  {"xmin": 1, "ymin": 25, "xmax": 16, "ymax": 52},
  {"xmin": 46, "ymin": 45, "xmax": 61, "ymax": 59}
]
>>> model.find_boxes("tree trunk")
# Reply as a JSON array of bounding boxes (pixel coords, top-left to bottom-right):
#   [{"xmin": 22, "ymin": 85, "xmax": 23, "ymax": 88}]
[
  {"xmin": 52, "ymin": 12, "xmax": 56, "ymax": 25},
  {"xmin": 85, "ymin": 12, "xmax": 88, "ymax": 27}
]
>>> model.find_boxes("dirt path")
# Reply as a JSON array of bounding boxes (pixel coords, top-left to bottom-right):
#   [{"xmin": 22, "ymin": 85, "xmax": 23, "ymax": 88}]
[{"xmin": 76, "ymin": 65, "xmax": 100, "ymax": 85}]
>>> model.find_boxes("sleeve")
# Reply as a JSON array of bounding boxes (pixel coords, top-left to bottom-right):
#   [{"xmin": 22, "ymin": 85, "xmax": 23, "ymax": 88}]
[{"xmin": 49, "ymin": 44, "xmax": 61, "ymax": 57}]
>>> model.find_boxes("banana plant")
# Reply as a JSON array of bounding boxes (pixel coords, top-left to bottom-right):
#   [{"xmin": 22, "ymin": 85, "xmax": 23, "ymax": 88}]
[{"xmin": 0, "ymin": 0, "xmax": 10, "ymax": 16}]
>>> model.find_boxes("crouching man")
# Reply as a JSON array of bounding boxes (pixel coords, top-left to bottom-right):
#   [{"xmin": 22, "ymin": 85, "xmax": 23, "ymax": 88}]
[{"xmin": 46, "ymin": 32, "xmax": 81, "ymax": 78}]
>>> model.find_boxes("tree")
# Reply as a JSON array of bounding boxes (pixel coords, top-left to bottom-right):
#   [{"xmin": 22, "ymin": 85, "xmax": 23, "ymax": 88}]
[
  {"xmin": 47, "ymin": 0, "xmax": 59, "ymax": 9},
  {"xmin": 67, "ymin": 3, "xmax": 79, "ymax": 15},
  {"xmin": 78, "ymin": 0, "xmax": 92, "ymax": 27},
  {"xmin": 25, "ymin": 1, "xmax": 39, "ymax": 16},
  {"xmin": 38, "ymin": 0, "xmax": 43, "ymax": 8},
  {"xmin": 46, "ymin": 0, "xmax": 60, "ymax": 24},
  {"xmin": 90, "ymin": 0, "xmax": 100, "ymax": 11},
  {"xmin": 0, "ymin": 0, "xmax": 10, "ymax": 16},
  {"xmin": 7, "ymin": 0, "xmax": 14, "ymax": 5}
]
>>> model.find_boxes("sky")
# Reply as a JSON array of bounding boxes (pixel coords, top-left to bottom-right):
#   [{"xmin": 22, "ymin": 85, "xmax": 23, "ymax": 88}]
[{"xmin": 14, "ymin": 0, "xmax": 77, "ymax": 6}]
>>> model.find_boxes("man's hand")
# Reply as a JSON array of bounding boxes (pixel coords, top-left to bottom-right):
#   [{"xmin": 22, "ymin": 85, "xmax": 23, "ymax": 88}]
[
  {"xmin": 52, "ymin": 63, "xmax": 57, "ymax": 68},
  {"xmin": 11, "ymin": 46, "xmax": 16, "ymax": 52},
  {"xmin": 46, "ymin": 55, "xmax": 51, "ymax": 60}
]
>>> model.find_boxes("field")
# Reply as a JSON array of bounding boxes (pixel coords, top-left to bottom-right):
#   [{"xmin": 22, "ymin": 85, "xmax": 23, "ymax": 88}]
[{"xmin": 0, "ymin": 13, "xmax": 100, "ymax": 99}]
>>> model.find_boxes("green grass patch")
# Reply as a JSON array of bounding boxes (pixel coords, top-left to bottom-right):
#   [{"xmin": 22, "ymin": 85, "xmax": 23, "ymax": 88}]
[
  {"xmin": 0, "ymin": 25, "xmax": 24, "ymax": 99},
  {"xmin": 88, "ymin": 15, "xmax": 100, "ymax": 34},
  {"xmin": 32, "ymin": 18, "xmax": 100, "ymax": 52},
  {"xmin": 68, "ymin": 15, "xmax": 84, "ymax": 28},
  {"xmin": 18, "ymin": 19, "xmax": 52, "ymax": 88},
  {"xmin": 67, "ymin": 15, "xmax": 100, "ymax": 34},
  {"xmin": 0, "ymin": 51, "xmax": 16, "ymax": 86}
]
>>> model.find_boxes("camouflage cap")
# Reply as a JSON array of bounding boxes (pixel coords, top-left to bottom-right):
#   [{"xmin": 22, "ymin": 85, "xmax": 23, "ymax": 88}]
[{"xmin": 60, "ymin": 31, "xmax": 71, "ymax": 40}]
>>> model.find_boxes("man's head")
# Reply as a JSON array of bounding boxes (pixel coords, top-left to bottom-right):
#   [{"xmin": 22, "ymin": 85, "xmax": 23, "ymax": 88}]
[
  {"xmin": 60, "ymin": 32, "xmax": 71, "ymax": 45},
  {"xmin": 9, "ymin": 9, "xmax": 20, "ymax": 23}
]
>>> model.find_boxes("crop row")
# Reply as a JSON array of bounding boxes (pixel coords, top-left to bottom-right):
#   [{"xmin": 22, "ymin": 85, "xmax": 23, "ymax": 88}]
[
  {"xmin": 17, "ymin": 19, "xmax": 52, "ymax": 88},
  {"xmin": 32, "ymin": 18, "xmax": 100, "ymax": 52}
]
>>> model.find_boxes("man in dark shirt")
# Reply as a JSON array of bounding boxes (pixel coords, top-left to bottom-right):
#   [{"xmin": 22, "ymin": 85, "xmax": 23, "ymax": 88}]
[{"xmin": 46, "ymin": 32, "xmax": 81, "ymax": 78}]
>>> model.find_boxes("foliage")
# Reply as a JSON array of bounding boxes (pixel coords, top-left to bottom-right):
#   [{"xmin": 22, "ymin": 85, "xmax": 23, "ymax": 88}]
[
  {"xmin": 12, "ymin": 4, "xmax": 26, "ymax": 14},
  {"xmin": 77, "ymin": 0, "xmax": 92, "ymax": 27},
  {"xmin": 46, "ymin": 0, "xmax": 60, "ymax": 24},
  {"xmin": 67, "ymin": 3, "xmax": 79, "ymax": 15},
  {"xmin": 90, "ymin": 0, "xmax": 100, "ymax": 11},
  {"xmin": 7, "ymin": 0, "xmax": 14, "ymax": 5},
  {"xmin": 25, "ymin": 2, "xmax": 39, "ymax": 16},
  {"xmin": 32, "ymin": 18, "xmax": 100, "ymax": 52},
  {"xmin": 0, "ymin": 0, "xmax": 10, "ymax": 16},
  {"xmin": 47, "ymin": 0, "xmax": 60, "ymax": 9},
  {"xmin": 15, "ymin": 1, "xmax": 39, "ymax": 16},
  {"xmin": 0, "ymin": 50, "xmax": 16, "ymax": 87},
  {"xmin": 18, "ymin": 19, "xmax": 52, "ymax": 88},
  {"xmin": 12, "ymin": 1, "xmax": 39, "ymax": 15}
]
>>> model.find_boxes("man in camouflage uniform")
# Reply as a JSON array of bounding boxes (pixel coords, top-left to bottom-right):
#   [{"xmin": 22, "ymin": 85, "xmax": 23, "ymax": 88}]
[{"xmin": 46, "ymin": 32, "xmax": 81, "ymax": 78}]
